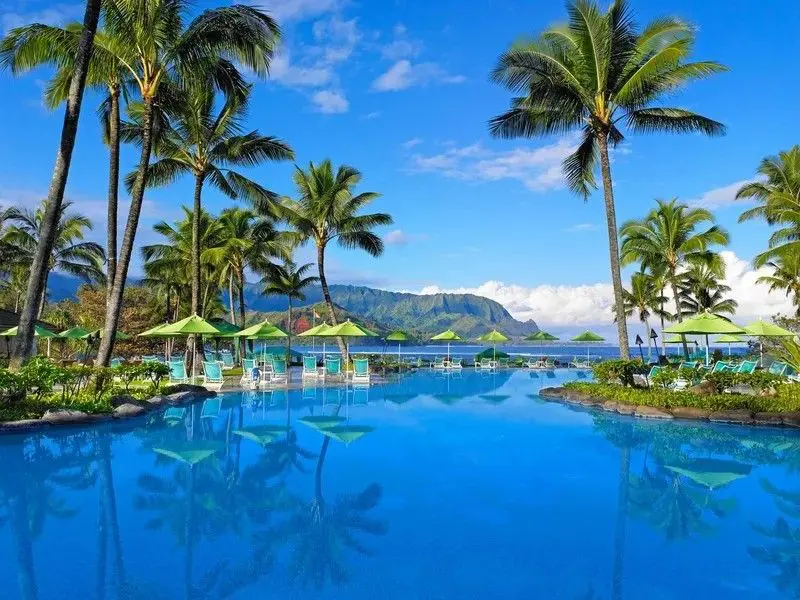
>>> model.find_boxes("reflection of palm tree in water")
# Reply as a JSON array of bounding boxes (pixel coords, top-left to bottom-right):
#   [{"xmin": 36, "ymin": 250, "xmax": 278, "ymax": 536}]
[
  {"xmin": 0, "ymin": 433, "xmax": 97, "ymax": 600},
  {"xmin": 282, "ymin": 401, "xmax": 388, "ymax": 589}
]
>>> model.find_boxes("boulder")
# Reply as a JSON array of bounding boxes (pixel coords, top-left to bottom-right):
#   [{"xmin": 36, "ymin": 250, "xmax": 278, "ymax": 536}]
[
  {"xmin": 754, "ymin": 412, "xmax": 783, "ymax": 426},
  {"xmin": 110, "ymin": 394, "xmax": 149, "ymax": 408},
  {"xmin": 709, "ymin": 409, "xmax": 755, "ymax": 425},
  {"xmin": 781, "ymin": 412, "xmax": 800, "ymax": 428},
  {"xmin": 41, "ymin": 409, "xmax": 89, "ymax": 425},
  {"xmin": 601, "ymin": 401, "xmax": 620, "ymax": 412},
  {"xmin": 670, "ymin": 407, "xmax": 712, "ymax": 420},
  {"xmin": 634, "ymin": 406, "xmax": 673, "ymax": 419},
  {"xmin": 539, "ymin": 387, "xmax": 565, "ymax": 399},
  {"xmin": 0, "ymin": 419, "xmax": 48, "ymax": 431},
  {"xmin": 113, "ymin": 403, "xmax": 146, "ymax": 419},
  {"xmin": 163, "ymin": 384, "xmax": 215, "ymax": 397},
  {"xmin": 615, "ymin": 404, "xmax": 636, "ymax": 416},
  {"xmin": 687, "ymin": 380, "xmax": 716, "ymax": 395}
]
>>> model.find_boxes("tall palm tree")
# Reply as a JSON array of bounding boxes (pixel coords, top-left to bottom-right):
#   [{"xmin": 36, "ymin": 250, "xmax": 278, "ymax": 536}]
[
  {"xmin": 279, "ymin": 160, "xmax": 391, "ymax": 359},
  {"xmin": 489, "ymin": 0, "xmax": 726, "ymax": 359},
  {"xmin": 679, "ymin": 263, "xmax": 738, "ymax": 318},
  {"xmin": 757, "ymin": 251, "xmax": 800, "ymax": 317},
  {"xmin": 736, "ymin": 146, "xmax": 800, "ymax": 266},
  {"xmin": 263, "ymin": 260, "xmax": 319, "ymax": 362},
  {"xmin": 1, "ymin": 22, "xmax": 138, "ymax": 310},
  {"xmin": 0, "ymin": 0, "xmax": 102, "ymax": 368},
  {"xmin": 620, "ymin": 199, "xmax": 729, "ymax": 357},
  {"xmin": 132, "ymin": 84, "xmax": 293, "ymax": 324},
  {"xmin": 6, "ymin": 200, "xmax": 105, "ymax": 316},
  {"xmin": 615, "ymin": 272, "xmax": 666, "ymax": 361},
  {"xmin": 95, "ymin": 1, "xmax": 282, "ymax": 366}
]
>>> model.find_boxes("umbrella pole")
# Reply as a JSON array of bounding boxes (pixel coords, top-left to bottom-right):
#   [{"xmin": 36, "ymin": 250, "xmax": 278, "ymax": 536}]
[
  {"xmin": 705, "ymin": 334, "xmax": 710, "ymax": 366},
  {"xmin": 728, "ymin": 342, "xmax": 731, "ymax": 357}
]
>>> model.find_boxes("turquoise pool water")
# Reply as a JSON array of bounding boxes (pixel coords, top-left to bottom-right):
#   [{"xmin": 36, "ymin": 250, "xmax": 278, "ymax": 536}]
[{"xmin": 0, "ymin": 368, "xmax": 798, "ymax": 599}]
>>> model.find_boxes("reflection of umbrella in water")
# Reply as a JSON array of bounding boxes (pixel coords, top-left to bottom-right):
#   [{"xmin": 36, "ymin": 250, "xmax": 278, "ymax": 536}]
[
  {"xmin": 664, "ymin": 457, "xmax": 752, "ymax": 490},
  {"xmin": 384, "ymin": 393, "xmax": 416, "ymax": 405},
  {"xmin": 152, "ymin": 440, "xmax": 222, "ymax": 466},
  {"xmin": 318, "ymin": 425, "xmax": 374, "ymax": 444},
  {"xmin": 434, "ymin": 393, "xmax": 465, "ymax": 405},
  {"xmin": 480, "ymin": 394, "xmax": 511, "ymax": 405},
  {"xmin": 299, "ymin": 415, "xmax": 346, "ymax": 429},
  {"xmin": 232, "ymin": 425, "xmax": 289, "ymax": 446}
]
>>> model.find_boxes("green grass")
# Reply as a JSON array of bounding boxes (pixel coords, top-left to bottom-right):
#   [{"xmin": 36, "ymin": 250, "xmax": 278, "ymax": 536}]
[{"xmin": 564, "ymin": 382, "xmax": 800, "ymax": 413}]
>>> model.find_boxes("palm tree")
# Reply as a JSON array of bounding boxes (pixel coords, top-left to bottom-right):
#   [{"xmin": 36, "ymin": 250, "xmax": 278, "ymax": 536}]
[
  {"xmin": 279, "ymin": 160, "xmax": 391, "ymax": 360},
  {"xmin": 757, "ymin": 251, "xmax": 800, "ymax": 317},
  {"xmin": 262, "ymin": 260, "xmax": 319, "ymax": 362},
  {"xmin": 488, "ymin": 0, "xmax": 726, "ymax": 359},
  {"xmin": 132, "ymin": 84, "xmax": 293, "ymax": 325},
  {"xmin": 616, "ymin": 272, "xmax": 666, "ymax": 361},
  {"xmin": 95, "ymin": 1, "xmax": 282, "ymax": 366},
  {"xmin": 6, "ymin": 200, "xmax": 105, "ymax": 316},
  {"xmin": 679, "ymin": 263, "xmax": 738, "ymax": 318},
  {"xmin": 1, "ymin": 0, "xmax": 102, "ymax": 368},
  {"xmin": 1, "ymin": 22, "xmax": 138, "ymax": 310},
  {"xmin": 736, "ymin": 146, "xmax": 800, "ymax": 266},
  {"xmin": 620, "ymin": 199, "xmax": 729, "ymax": 357}
]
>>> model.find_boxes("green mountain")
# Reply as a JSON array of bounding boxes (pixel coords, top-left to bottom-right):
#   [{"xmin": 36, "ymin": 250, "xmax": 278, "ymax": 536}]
[{"xmin": 261, "ymin": 285, "xmax": 538, "ymax": 339}]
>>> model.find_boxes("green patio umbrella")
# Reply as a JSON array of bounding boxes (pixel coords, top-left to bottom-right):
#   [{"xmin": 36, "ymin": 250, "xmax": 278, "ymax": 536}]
[
  {"xmin": 385, "ymin": 330, "xmax": 410, "ymax": 361},
  {"xmin": 0, "ymin": 324, "xmax": 57, "ymax": 338},
  {"xmin": 664, "ymin": 334, "xmax": 686, "ymax": 344},
  {"xmin": 58, "ymin": 326, "xmax": 92, "ymax": 339},
  {"xmin": 526, "ymin": 331, "xmax": 559, "ymax": 342},
  {"xmin": 159, "ymin": 314, "xmax": 221, "ymax": 380},
  {"xmin": 744, "ymin": 319, "xmax": 795, "ymax": 366},
  {"xmin": 297, "ymin": 322, "xmax": 332, "ymax": 360},
  {"xmin": 477, "ymin": 329, "xmax": 509, "ymax": 361},
  {"xmin": 716, "ymin": 333, "xmax": 746, "ymax": 357},
  {"xmin": 235, "ymin": 320, "xmax": 289, "ymax": 366},
  {"xmin": 85, "ymin": 328, "xmax": 130, "ymax": 340},
  {"xmin": 571, "ymin": 330, "xmax": 605, "ymax": 363},
  {"xmin": 139, "ymin": 323, "xmax": 172, "ymax": 337},
  {"xmin": 317, "ymin": 320, "xmax": 378, "ymax": 364},
  {"xmin": 431, "ymin": 329, "xmax": 462, "ymax": 361},
  {"xmin": 664, "ymin": 312, "xmax": 746, "ymax": 365}
]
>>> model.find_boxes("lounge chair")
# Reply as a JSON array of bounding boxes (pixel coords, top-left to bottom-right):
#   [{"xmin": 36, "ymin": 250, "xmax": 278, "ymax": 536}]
[
  {"xmin": 448, "ymin": 358, "xmax": 463, "ymax": 370},
  {"xmin": 201, "ymin": 361, "xmax": 225, "ymax": 391},
  {"xmin": 219, "ymin": 352, "xmax": 235, "ymax": 369},
  {"xmin": 645, "ymin": 365, "xmax": 664, "ymax": 386},
  {"xmin": 768, "ymin": 361, "xmax": 788, "ymax": 376},
  {"xmin": 709, "ymin": 360, "xmax": 734, "ymax": 374},
  {"xmin": 569, "ymin": 356, "xmax": 590, "ymax": 369},
  {"xmin": 432, "ymin": 356, "xmax": 446, "ymax": 370},
  {"xmin": 352, "ymin": 357, "xmax": 371, "ymax": 384},
  {"xmin": 241, "ymin": 358, "xmax": 257, "ymax": 387},
  {"xmin": 270, "ymin": 358, "xmax": 289, "ymax": 385},
  {"xmin": 325, "ymin": 357, "xmax": 342, "ymax": 380},
  {"xmin": 479, "ymin": 358, "xmax": 496, "ymax": 371},
  {"xmin": 736, "ymin": 360, "xmax": 758, "ymax": 375},
  {"xmin": 168, "ymin": 360, "xmax": 189, "ymax": 385},
  {"xmin": 142, "ymin": 355, "xmax": 159, "ymax": 364},
  {"xmin": 302, "ymin": 355, "xmax": 322, "ymax": 381},
  {"xmin": 200, "ymin": 398, "xmax": 222, "ymax": 419},
  {"xmin": 164, "ymin": 406, "xmax": 186, "ymax": 423},
  {"xmin": 498, "ymin": 357, "xmax": 509, "ymax": 369},
  {"xmin": 110, "ymin": 357, "xmax": 123, "ymax": 368}
]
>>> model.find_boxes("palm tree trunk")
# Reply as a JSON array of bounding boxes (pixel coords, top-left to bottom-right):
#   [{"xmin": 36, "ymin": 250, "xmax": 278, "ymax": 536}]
[
  {"xmin": 237, "ymin": 267, "xmax": 246, "ymax": 362},
  {"xmin": 644, "ymin": 319, "xmax": 652, "ymax": 362},
  {"xmin": 611, "ymin": 446, "xmax": 631, "ymax": 600},
  {"xmin": 188, "ymin": 173, "xmax": 204, "ymax": 378},
  {"xmin": 11, "ymin": 0, "xmax": 101, "ymax": 369},
  {"xmin": 316, "ymin": 243, "xmax": 347, "ymax": 361},
  {"xmin": 106, "ymin": 85, "xmax": 121, "ymax": 306},
  {"xmin": 37, "ymin": 271, "xmax": 50, "ymax": 318},
  {"xmin": 659, "ymin": 290, "xmax": 667, "ymax": 358},
  {"xmin": 228, "ymin": 273, "xmax": 236, "ymax": 325},
  {"xmin": 597, "ymin": 134, "xmax": 630, "ymax": 360},
  {"xmin": 96, "ymin": 95, "xmax": 155, "ymax": 366},
  {"xmin": 670, "ymin": 280, "xmax": 689, "ymax": 360}
]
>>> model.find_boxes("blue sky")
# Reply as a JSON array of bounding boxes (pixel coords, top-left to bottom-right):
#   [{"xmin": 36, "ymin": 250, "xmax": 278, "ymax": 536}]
[{"xmin": 1, "ymin": 0, "xmax": 799, "ymax": 331}]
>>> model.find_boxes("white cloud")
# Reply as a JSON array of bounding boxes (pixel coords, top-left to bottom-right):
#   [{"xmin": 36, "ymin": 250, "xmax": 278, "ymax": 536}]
[
  {"xmin": 311, "ymin": 89, "xmax": 349, "ymax": 113},
  {"xmin": 310, "ymin": 15, "xmax": 360, "ymax": 64},
  {"xmin": 402, "ymin": 138, "xmax": 423, "ymax": 149},
  {"xmin": 409, "ymin": 137, "xmax": 576, "ymax": 192},
  {"xmin": 688, "ymin": 179, "xmax": 754, "ymax": 210},
  {"xmin": 411, "ymin": 251, "xmax": 797, "ymax": 329},
  {"xmin": 270, "ymin": 52, "xmax": 332, "ymax": 87},
  {"xmin": 384, "ymin": 229, "xmax": 427, "ymax": 246},
  {"xmin": 1, "ymin": 3, "xmax": 84, "ymax": 33},
  {"xmin": 371, "ymin": 60, "xmax": 465, "ymax": 92},
  {"xmin": 362, "ymin": 111, "xmax": 381, "ymax": 120},
  {"xmin": 262, "ymin": 0, "xmax": 340, "ymax": 22},
  {"xmin": 380, "ymin": 22, "xmax": 423, "ymax": 60},
  {"xmin": 565, "ymin": 223, "xmax": 597, "ymax": 233}
]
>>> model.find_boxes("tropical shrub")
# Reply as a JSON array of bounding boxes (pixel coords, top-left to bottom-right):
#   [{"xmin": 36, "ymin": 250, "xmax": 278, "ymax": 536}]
[
  {"xmin": 650, "ymin": 369, "xmax": 678, "ymax": 389},
  {"xmin": 705, "ymin": 371, "xmax": 781, "ymax": 394},
  {"xmin": 592, "ymin": 359, "xmax": 646, "ymax": 387},
  {"xmin": 20, "ymin": 357, "xmax": 61, "ymax": 402},
  {"xmin": 0, "ymin": 369, "xmax": 27, "ymax": 404}
]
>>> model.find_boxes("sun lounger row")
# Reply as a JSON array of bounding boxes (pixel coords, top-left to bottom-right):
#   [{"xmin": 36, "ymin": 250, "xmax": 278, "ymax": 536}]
[
  {"xmin": 302, "ymin": 356, "xmax": 372, "ymax": 384},
  {"xmin": 431, "ymin": 357, "xmax": 463, "ymax": 370}
]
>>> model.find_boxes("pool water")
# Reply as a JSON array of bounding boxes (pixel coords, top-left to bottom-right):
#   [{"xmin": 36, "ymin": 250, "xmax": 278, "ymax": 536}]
[{"xmin": 1, "ymin": 369, "xmax": 799, "ymax": 599}]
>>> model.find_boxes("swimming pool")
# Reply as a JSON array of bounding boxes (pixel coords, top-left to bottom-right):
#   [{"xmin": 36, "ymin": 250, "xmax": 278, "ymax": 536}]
[{"xmin": 0, "ymin": 368, "xmax": 797, "ymax": 599}]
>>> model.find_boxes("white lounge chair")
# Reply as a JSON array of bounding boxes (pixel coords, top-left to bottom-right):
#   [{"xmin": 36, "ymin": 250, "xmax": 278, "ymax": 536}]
[
  {"xmin": 201, "ymin": 361, "xmax": 224, "ymax": 391},
  {"xmin": 448, "ymin": 357, "xmax": 463, "ymax": 370},
  {"xmin": 478, "ymin": 358, "xmax": 496, "ymax": 371},
  {"xmin": 168, "ymin": 360, "xmax": 189, "ymax": 385},
  {"xmin": 352, "ymin": 357, "xmax": 371, "ymax": 384},
  {"xmin": 432, "ymin": 356, "xmax": 446, "ymax": 370}
]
